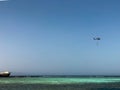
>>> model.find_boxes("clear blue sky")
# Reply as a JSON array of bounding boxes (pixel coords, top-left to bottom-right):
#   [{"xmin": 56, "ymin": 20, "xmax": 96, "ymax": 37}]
[{"xmin": 0, "ymin": 0, "xmax": 120, "ymax": 75}]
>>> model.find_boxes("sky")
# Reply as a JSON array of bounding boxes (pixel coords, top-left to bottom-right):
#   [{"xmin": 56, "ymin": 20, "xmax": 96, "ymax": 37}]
[{"xmin": 0, "ymin": 0, "xmax": 120, "ymax": 75}]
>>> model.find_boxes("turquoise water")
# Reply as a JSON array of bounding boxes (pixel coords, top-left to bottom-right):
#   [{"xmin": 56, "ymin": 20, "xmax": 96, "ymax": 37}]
[
  {"xmin": 0, "ymin": 77, "xmax": 120, "ymax": 84},
  {"xmin": 0, "ymin": 77, "xmax": 120, "ymax": 90}
]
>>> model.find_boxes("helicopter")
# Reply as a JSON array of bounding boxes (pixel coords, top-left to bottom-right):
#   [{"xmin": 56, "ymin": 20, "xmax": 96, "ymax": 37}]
[
  {"xmin": 93, "ymin": 37, "xmax": 101, "ymax": 40},
  {"xmin": 93, "ymin": 37, "xmax": 101, "ymax": 46}
]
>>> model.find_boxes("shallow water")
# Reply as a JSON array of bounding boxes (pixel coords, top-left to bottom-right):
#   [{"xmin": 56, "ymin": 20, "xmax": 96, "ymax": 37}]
[
  {"xmin": 0, "ymin": 77, "xmax": 120, "ymax": 90},
  {"xmin": 1, "ymin": 77, "xmax": 120, "ymax": 84}
]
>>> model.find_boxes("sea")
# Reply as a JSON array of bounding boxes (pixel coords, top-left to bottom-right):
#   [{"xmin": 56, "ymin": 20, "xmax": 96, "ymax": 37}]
[{"xmin": 0, "ymin": 76, "xmax": 120, "ymax": 90}]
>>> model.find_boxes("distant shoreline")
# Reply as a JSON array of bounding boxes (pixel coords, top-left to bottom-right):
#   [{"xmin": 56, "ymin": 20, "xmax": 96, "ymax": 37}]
[{"xmin": 9, "ymin": 75, "xmax": 120, "ymax": 78}]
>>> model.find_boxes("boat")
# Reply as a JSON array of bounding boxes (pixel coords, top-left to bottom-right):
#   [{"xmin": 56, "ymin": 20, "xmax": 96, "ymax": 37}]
[{"xmin": 0, "ymin": 71, "xmax": 11, "ymax": 77}]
